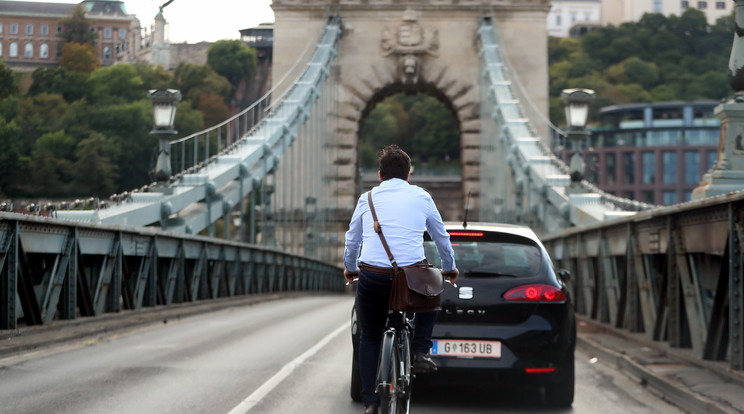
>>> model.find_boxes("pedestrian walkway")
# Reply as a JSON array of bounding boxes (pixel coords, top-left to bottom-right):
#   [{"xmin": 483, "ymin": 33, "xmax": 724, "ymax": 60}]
[{"xmin": 577, "ymin": 316, "xmax": 744, "ymax": 414}]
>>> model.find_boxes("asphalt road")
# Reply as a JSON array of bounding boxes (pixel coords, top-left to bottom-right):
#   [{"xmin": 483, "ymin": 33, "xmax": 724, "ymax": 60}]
[{"xmin": 0, "ymin": 295, "xmax": 684, "ymax": 414}]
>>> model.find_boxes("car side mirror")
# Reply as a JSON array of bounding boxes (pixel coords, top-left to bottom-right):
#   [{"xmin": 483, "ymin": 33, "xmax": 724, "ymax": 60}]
[{"xmin": 556, "ymin": 269, "xmax": 571, "ymax": 283}]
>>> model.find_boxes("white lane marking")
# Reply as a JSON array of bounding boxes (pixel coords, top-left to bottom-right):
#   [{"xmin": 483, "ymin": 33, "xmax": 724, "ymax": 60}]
[{"xmin": 226, "ymin": 321, "xmax": 350, "ymax": 414}]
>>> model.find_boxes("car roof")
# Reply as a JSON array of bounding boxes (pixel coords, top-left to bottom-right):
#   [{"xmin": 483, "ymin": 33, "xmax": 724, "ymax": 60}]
[{"xmin": 442, "ymin": 221, "xmax": 541, "ymax": 244}]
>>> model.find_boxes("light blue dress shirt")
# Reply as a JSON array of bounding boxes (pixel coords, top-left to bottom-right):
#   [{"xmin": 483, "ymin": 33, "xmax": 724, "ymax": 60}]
[{"xmin": 343, "ymin": 178, "xmax": 456, "ymax": 272}]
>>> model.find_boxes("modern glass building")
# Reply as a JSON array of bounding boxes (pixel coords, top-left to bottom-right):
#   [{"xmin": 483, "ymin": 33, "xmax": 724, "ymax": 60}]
[{"xmin": 560, "ymin": 101, "xmax": 720, "ymax": 205}]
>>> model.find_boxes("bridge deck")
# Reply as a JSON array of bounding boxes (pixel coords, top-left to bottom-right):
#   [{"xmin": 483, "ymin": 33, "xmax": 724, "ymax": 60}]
[{"xmin": 1, "ymin": 293, "xmax": 742, "ymax": 414}]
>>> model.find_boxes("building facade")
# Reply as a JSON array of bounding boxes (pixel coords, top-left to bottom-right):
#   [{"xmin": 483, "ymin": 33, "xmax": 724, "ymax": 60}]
[
  {"xmin": 601, "ymin": 0, "xmax": 730, "ymax": 26},
  {"xmin": 547, "ymin": 0, "xmax": 601, "ymax": 37},
  {"xmin": 0, "ymin": 0, "xmax": 140, "ymax": 71},
  {"xmin": 569, "ymin": 102, "xmax": 720, "ymax": 205}
]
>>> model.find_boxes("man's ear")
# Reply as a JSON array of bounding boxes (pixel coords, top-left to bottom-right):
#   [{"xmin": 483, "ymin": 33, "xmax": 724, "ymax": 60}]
[{"xmin": 378, "ymin": 170, "xmax": 382, "ymax": 181}]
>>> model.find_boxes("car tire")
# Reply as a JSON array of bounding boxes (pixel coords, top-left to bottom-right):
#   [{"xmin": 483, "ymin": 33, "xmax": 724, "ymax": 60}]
[
  {"xmin": 544, "ymin": 354, "xmax": 574, "ymax": 408},
  {"xmin": 350, "ymin": 303, "xmax": 362, "ymax": 402}
]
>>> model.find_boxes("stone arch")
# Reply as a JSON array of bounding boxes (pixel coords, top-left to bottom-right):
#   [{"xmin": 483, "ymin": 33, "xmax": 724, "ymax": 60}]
[{"xmin": 336, "ymin": 58, "xmax": 481, "ymax": 220}]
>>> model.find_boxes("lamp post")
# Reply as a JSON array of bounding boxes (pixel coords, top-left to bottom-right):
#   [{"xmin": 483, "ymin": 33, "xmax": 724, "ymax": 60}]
[
  {"xmin": 148, "ymin": 89, "xmax": 181, "ymax": 189},
  {"xmin": 561, "ymin": 88, "xmax": 595, "ymax": 193}
]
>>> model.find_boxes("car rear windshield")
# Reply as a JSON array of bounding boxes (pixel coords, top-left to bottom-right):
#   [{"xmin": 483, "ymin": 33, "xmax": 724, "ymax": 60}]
[{"xmin": 423, "ymin": 232, "xmax": 542, "ymax": 278}]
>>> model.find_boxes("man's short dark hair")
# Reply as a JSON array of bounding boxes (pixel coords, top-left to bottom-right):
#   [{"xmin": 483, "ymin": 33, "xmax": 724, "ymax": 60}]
[{"xmin": 379, "ymin": 144, "xmax": 411, "ymax": 181}]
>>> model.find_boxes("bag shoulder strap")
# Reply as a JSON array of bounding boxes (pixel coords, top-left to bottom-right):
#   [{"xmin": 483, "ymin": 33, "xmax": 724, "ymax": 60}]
[{"xmin": 367, "ymin": 191, "xmax": 397, "ymax": 267}]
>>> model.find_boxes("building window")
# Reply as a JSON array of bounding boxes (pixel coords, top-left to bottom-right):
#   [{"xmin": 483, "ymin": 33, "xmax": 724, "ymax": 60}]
[
  {"xmin": 0, "ymin": 43, "xmax": 3, "ymax": 57},
  {"xmin": 606, "ymin": 153, "xmax": 616, "ymax": 185},
  {"xmin": 103, "ymin": 45, "xmax": 111, "ymax": 60},
  {"xmin": 663, "ymin": 191, "xmax": 677, "ymax": 205},
  {"xmin": 662, "ymin": 151, "xmax": 677, "ymax": 184},
  {"xmin": 642, "ymin": 190, "xmax": 655, "ymax": 204},
  {"xmin": 570, "ymin": 12, "xmax": 577, "ymax": 23},
  {"xmin": 104, "ymin": 27, "xmax": 112, "ymax": 38},
  {"xmin": 717, "ymin": 2, "xmax": 726, "ymax": 9},
  {"xmin": 9, "ymin": 42, "xmax": 17, "ymax": 57},
  {"xmin": 653, "ymin": 0, "xmax": 662, "ymax": 12},
  {"xmin": 556, "ymin": 15, "xmax": 561, "ymax": 26},
  {"xmin": 0, "ymin": 23, "xmax": 3, "ymax": 34},
  {"xmin": 623, "ymin": 152, "xmax": 636, "ymax": 185},
  {"xmin": 684, "ymin": 151, "xmax": 700, "ymax": 184},
  {"xmin": 40, "ymin": 43, "xmax": 48, "ymax": 58},
  {"xmin": 10, "ymin": 24, "xmax": 18, "ymax": 35},
  {"xmin": 56, "ymin": 25, "xmax": 63, "ymax": 34},
  {"xmin": 119, "ymin": 28, "xmax": 126, "ymax": 39},
  {"xmin": 682, "ymin": 0, "xmax": 689, "ymax": 7},
  {"xmin": 698, "ymin": 1, "xmax": 707, "ymax": 8},
  {"xmin": 25, "ymin": 24, "xmax": 33, "ymax": 35},
  {"xmin": 642, "ymin": 152, "xmax": 655, "ymax": 184},
  {"xmin": 24, "ymin": 43, "xmax": 32, "ymax": 58},
  {"xmin": 41, "ymin": 24, "xmax": 48, "ymax": 36}
]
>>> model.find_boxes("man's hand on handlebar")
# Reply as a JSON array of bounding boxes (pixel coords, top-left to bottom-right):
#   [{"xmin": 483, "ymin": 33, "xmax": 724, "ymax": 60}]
[
  {"xmin": 441, "ymin": 268, "xmax": 459, "ymax": 286},
  {"xmin": 344, "ymin": 268, "xmax": 359, "ymax": 285}
]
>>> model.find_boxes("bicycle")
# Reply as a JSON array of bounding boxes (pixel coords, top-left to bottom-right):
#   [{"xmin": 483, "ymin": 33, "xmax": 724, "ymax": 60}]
[{"xmin": 376, "ymin": 309, "xmax": 414, "ymax": 414}]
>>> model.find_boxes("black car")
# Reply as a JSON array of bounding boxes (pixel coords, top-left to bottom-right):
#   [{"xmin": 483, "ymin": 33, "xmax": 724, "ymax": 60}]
[{"xmin": 350, "ymin": 222, "xmax": 576, "ymax": 407}]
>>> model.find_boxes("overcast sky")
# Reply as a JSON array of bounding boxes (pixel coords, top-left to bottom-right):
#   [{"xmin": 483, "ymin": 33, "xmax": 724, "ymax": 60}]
[{"xmin": 24, "ymin": 0, "xmax": 275, "ymax": 43}]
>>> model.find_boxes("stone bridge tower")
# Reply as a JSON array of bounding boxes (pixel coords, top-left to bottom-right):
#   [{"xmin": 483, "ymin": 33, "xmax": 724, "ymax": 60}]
[{"xmin": 271, "ymin": 0, "xmax": 551, "ymax": 222}]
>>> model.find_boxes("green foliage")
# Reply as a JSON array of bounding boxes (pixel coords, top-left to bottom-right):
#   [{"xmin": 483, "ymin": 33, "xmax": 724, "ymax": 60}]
[
  {"xmin": 30, "ymin": 131, "xmax": 77, "ymax": 196},
  {"xmin": 173, "ymin": 62, "xmax": 231, "ymax": 105},
  {"xmin": 0, "ymin": 117, "xmax": 22, "ymax": 197},
  {"xmin": 207, "ymin": 40, "xmax": 257, "ymax": 90},
  {"xmin": 133, "ymin": 63, "xmax": 173, "ymax": 90},
  {"xmin": 549, "ymin": 9, "xmax": 734, "ymax": 126},
  {"xmin": 28, "ymin": 67, "xmax": 89, "ymax": 101},
  {"xmin": 57, "ymin": 5, "xmax": 97, "ymax": 48},
  {"xmin": 0, "ymin": 59, "xmax": 18, "ymax": 99},
  {"xmin": 87, "ymin": 64, "xmax": 145, "ymax": 104},
  {"xmin": 359, "ymin": 93, "xmax": 460, "ymax": 174},
  {"xmin": 72, "ymin": 133, "xmax": 118, "ymax": 197},
  {"xmin": 59, "ymin": 42, "xmax": 99, "ymax": 73}
]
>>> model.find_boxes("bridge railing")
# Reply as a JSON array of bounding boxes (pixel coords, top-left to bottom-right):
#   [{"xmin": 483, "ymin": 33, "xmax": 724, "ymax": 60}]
[
  {"xmin": 0, "ymin": 211, "xmax": 344, "ymax": 330},
  {"xmin": 477, "ymin": 19, "xmax": 655, "ymax": 236},
  {"xmin": 55, "ymin": 16, "xmax": 343, "ymax": 249},
  {"xmin": 540, "ymin": 191, "xmax": 744, "ymax": 371}
]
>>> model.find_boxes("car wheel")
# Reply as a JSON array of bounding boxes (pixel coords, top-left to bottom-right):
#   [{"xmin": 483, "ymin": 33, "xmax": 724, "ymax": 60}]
[
  {"xmin": 350, "ymin": 303, "xmax": 362, "ymax": 402},
  {"xmin": 544, "ymin": 354, "xmax": 574, "ymax": 407}
]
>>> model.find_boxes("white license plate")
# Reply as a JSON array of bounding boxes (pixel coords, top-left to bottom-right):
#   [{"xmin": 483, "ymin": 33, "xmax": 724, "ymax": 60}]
[{"xmin": 431, "ymin": 339, "xmax": 501, "ymax": 358}]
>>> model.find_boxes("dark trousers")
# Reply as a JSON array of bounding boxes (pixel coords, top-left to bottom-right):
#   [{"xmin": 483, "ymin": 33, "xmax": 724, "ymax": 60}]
[{"xmin": 355, "ymin": 268, "xmax": 438, "ymax": 406}]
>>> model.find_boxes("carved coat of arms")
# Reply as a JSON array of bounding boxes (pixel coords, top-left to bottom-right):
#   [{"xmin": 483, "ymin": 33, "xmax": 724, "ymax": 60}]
[{"xmin": 381, "ymin": 8, "xmax": 438, "ymax": 84}]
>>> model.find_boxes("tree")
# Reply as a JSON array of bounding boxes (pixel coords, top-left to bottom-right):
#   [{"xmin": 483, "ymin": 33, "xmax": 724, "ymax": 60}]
[
  {"xmin": 87, "ymin": 64, "xmax": 145, "ymax": 104},
  {"xmin": 173, "ymin": 62, "xmax": 231, "ymax": 105},
  {"xmin": 133, "ymin": 63, "xmax": 173, "ymax": 90},
  {"xmin": 28, "ymin": 67, "xmax": 89, "ymax": 101},
  {"xmin": 196, "ymin": 92, "xmax": 231, "ymax": 128},
  {"xmin": 207, "ymin": 40, "xmax": 257, "ymax": 91},
  {"xmin": 0, "ymin": 117, "xmax": 22, "ymax": 196},
  {"xmin": 72, "ymin": 133, "xmax": 118, "ymax": 197},
  {"xmin": 0, "ymin": 59, "xmax": 17, "ymax": 99},
  {"xmin": 59, "ymin": 42, "xmax": 99, "ymax": 74},
  {"xmin": 29, "ymin": 131, "xmax": 77, "ymax": 196},
  {"xmin": 57, "ymin": 5, "xmax": 97, "ymax": 49}
]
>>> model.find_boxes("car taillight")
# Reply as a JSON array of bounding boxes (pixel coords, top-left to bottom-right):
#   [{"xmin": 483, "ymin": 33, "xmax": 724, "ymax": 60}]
[
  {"xmin": 525, "ymin": 367, "xmax": 556, "ymax": 373},
  {"xmin": 503, "ymin": 284, "xmax": 567, "ymax": 302},
  {"xmin": 448, "ymin": 231, "xmax": 484, "ymax": 237}
]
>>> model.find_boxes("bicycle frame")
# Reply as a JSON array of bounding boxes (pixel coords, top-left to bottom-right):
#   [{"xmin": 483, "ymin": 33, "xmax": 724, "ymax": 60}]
[{"xmin": 376, "ymin": 311, "xmax": 414, "ymax": 414}]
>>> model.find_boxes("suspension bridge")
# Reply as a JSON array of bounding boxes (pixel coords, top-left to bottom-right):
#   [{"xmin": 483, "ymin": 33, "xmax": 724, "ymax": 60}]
[{"xmin": 1, "ymin": 1, "xmax": 743, "ymax": 400}]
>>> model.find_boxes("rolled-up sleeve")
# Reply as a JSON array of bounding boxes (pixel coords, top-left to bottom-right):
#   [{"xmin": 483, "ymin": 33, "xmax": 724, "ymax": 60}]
[{"xmin": 424, "ymin": 197, "xmax": 456, "ymax": 271}]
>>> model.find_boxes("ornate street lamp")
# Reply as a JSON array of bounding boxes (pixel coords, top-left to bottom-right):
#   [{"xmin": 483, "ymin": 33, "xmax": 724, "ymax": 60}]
[
  {"xmin": 147, "ymin": 89, "xmax": 181, "ymax": 186},
  {"xmin": 561, "ymin": 88, "xmax": 595, "ymax": 191}
]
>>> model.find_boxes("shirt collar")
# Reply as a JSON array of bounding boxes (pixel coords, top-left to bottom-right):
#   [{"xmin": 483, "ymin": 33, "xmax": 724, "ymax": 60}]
[{"xmin": 379, "ymin": 178, "xmax": 408, "ymax": 188}]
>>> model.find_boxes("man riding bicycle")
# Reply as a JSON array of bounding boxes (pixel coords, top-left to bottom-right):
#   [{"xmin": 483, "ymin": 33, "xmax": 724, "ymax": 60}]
[{"xmin": 343, "ymin": 145, "xmax": 459, "ymax": 414}]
